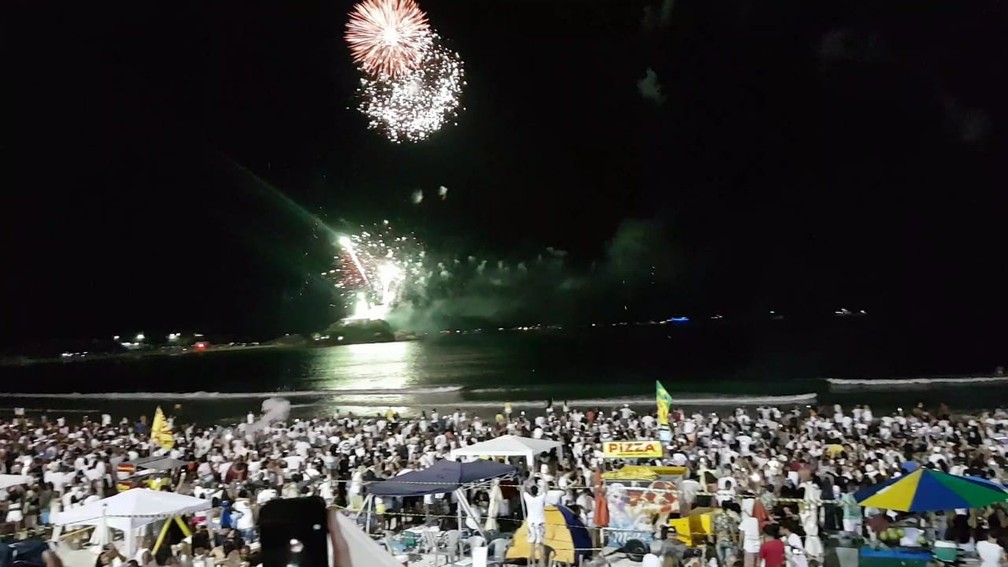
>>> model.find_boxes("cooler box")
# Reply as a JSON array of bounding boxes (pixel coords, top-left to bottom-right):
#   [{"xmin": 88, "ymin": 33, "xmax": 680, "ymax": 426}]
[
  {"xmin": 933, "ymin": 541, "xmax": 957, "ymax": 563},
  {"xmin": 667, "ymin": 508, "xmax": 714, "ymax": 547},
  {"xmin": 859, "ymin": 548, "xmax": 932, "ymax": 567}
]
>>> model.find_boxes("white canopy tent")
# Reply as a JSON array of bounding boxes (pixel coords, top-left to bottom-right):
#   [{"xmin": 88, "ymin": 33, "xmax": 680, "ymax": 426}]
[
  {"xmin": 451, "ymin": 435, "xmax": 563, "ymax": 468},
  {"xmin": 0, "ymin": 474, "xmax": 34, "ymax": 490},
  {"xmin": 52, "ymin": 489, "xmax": 211, "ymax": 556}
]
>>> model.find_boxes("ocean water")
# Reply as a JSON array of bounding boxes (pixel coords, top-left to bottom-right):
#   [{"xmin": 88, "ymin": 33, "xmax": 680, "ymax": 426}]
[{"xmin": 3, "ymin": 322, "xmax": 1007, "ymax": 422}]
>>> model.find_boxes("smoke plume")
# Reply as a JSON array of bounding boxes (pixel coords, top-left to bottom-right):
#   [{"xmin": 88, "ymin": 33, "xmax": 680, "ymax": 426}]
[
  {"xmin": 244, "ymin": 397, "xmax": 291, "ymax": 437},
  {"xmin": 383, "ymin": 219, "xmax": 678, "ymax": 331}
]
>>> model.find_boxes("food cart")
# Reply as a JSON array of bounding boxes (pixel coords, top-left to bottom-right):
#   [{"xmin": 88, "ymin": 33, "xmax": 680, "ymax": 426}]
[{"xmin": 601, "ymin": 466, "xmax": 707, "ymax": 558}]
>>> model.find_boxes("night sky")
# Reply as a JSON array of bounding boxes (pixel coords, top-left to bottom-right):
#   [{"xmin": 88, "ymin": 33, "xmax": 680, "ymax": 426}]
[{"xmin": 5, "ymin": 0, "xmax": 1007, "ymax": 345}]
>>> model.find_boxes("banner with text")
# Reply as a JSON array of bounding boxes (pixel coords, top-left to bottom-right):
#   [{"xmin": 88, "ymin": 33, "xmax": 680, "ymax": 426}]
[{"xmin": 602, "ymin": 440, "xmax": 663, "ymax": 459}]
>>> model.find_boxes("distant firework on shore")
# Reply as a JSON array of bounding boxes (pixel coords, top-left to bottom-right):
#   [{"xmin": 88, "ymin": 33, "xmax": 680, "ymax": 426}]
[
  {"xmin": 345, "ymin": 0, "xmax": 431, "ymax": 78},
  {"xmin": 329, "ymin": 223, "xmax": 425, "ymax": 321},
  {"xmin": 315, "ymin": 219, "xmax": 677, "ymax": 330},
  {"xmin": 325, "ymin": 221, "xmax": 577, "ymax": 326},
  {"xmin": 358, "ymin": 33, "xmax": 464, "ymax": 143}
]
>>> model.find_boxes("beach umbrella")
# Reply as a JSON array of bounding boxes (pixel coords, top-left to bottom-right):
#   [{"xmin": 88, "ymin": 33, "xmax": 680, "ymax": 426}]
[
  {"xmin": 857, "ymin": 468, "xmax": 1008, "ymax": 512},
  {"xmin": 507, "ymin": 505, "xmax": 592, "ymax": 565}
]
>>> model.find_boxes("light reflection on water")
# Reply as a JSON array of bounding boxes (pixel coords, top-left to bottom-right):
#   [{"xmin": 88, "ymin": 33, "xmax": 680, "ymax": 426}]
[
  {"xmin": 300, "ymin": 341, "xmax": 500, "ymax": 392},
  {"xmin": 314, "ymin": 342, "xmax": 414, "ymax": 392}
]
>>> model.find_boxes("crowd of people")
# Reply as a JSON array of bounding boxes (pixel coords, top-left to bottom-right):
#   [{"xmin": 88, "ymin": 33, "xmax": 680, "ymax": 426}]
[{"xmin": 0, "ymin": 399, "xmax": 1006, "ymax": 567}]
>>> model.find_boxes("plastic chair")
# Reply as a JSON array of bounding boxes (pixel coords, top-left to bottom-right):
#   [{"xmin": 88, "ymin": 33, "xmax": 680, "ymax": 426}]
[
  {"xmin": 462, "ymin": 535, "xmax": 486, "ymax": 556},
  {"xmin": 443, "ymin": 529, "xmax": 462, "ymax": 562},
  {"xmin": 486, "ymin": 538, "xmax": 510, "ymax": 566},
  {"xmin": 422, "ymin": 530, "xmax": 458, "ymax": 566},
  {"xmin": 421, "ymin": 528, "xmax": 461, "ymax": 560}
]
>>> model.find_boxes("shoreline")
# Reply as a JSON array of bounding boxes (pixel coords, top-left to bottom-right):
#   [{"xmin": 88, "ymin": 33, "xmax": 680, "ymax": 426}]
[
  {"xmin": 0, "ymin": 342, "xmax": 284, "ymax": 368},
  {"xmin": 0, "ymin": 336, "xmax": 425, "ymax": 368}
]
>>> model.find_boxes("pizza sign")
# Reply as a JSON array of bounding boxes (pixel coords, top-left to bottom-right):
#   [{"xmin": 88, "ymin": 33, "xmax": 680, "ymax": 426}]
[{"xmin": 603, "ymin": 440, "xmax": 663, "ymax": 459}]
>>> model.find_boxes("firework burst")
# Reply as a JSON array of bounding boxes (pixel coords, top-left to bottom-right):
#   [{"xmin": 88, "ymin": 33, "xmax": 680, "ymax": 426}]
[
  {"xmin": 358, "ymin": 33, "xmax": 464, "ymax": 143},
  {"xmin": 345, "ymin": 0, "xmax": 431, "ymax": 78},
  {"xmin": 331, "ymin": 223, "xmax": 426, "ymax": 321}
]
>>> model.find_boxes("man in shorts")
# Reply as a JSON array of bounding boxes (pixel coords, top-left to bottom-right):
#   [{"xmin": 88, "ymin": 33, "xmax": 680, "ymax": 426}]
[{"xmin": 523, "ymin": 484, "xmax": 547, "ymax": 566}]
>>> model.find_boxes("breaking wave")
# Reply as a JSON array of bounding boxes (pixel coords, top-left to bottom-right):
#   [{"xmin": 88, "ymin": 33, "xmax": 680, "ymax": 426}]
[
  {"xmin": 294, "ymin": 393, "xmax": 818, "ymax": 409},
  {"xmin": 827, "ymin": 376, "xmax": 1008, "ymax": 392},
  {"xmin": 3, "ymin": 386, "xmax": 465, "ymax": 400},
  {"xmin": 2, "ymin": 387, "xmax": 815, "ymax": 408}
]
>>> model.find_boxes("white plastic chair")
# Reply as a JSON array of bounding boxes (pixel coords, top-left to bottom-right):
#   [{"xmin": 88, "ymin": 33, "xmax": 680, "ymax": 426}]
[{"xmin": 423, "ymin": 528, "xmax": 461, "ymax": 566}]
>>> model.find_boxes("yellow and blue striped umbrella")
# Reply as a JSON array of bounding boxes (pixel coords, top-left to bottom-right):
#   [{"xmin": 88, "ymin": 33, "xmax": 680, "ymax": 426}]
[
  {"xmin": 507, "ymin": 505, "xmax": 592, "ymax": 565},
  {"xmin": 856, "ymin": 468, "xmax": 1008, "ymax": 512}
]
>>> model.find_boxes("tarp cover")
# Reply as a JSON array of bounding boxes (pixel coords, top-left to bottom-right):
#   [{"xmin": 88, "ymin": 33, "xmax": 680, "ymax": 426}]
[{"xmin": 369, "ymin": 460, "xmax": 515, "ymax": 496}]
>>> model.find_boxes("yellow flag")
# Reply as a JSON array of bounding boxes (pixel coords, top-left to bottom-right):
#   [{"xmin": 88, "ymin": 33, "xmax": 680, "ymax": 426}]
[
  {"xmin": 151, "ymin": 406, "xmax": 175, "ymax": 449},
  {"xmin": 656, "ymin": 380, "xmax": 673, "ymax": 426}
]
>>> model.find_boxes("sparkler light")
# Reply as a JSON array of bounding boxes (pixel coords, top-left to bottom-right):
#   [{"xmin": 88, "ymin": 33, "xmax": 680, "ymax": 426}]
[
  {"xmin": 358, "ymin": 33, "xmax": 464, "ymax": 143},
  {"xmin": 345, "ymin": 0, "xmax": 431, "ymax": 78}
]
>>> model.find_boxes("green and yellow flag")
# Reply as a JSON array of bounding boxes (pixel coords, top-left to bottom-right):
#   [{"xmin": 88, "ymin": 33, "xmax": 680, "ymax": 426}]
[
  {"xmin": 656, "ymin": 380, "xmax": 673, "ymax": 425},
  {"xmin": 151, "ymin": 406, "xmax": 175, "ymax": 449}
]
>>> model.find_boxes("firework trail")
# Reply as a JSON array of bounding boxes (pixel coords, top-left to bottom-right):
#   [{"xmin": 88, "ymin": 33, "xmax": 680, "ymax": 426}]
[
  {"xmin": 358, "ymin": 33, "xmax": 464, "ymax": 143},
  {"xmin": 345, "ymin": 0, "xmax": 431, "ymax": 78}
]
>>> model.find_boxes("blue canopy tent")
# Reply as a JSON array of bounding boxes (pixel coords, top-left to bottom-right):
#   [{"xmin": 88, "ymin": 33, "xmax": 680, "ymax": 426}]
[
  {"xmin": 369, "ymin": 460, "xmax": 516, "ymax": 497},
  {"xmin": 360, "ymin": 460, "xmax": 517, "ymax": 537}
]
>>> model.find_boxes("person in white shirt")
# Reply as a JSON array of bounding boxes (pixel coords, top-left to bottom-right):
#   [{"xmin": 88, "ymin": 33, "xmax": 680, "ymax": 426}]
[
  {"xmin": 780, "ymin": 523, "xmax": 808, "ymax": 567},
  {"xmin": 738, "ymin": 499, "xmax": 761, "ymax": 567},
  {"xmin": 976, "ymin": 528, "xmax": 1007, "ymax": 567},
  {"xmin": 523, "ymin": 484, "xmax": 547, "ymax": 567},
  {"xmin": 641, "ymin": 540, "xmax": 663, "ymax": 567}
]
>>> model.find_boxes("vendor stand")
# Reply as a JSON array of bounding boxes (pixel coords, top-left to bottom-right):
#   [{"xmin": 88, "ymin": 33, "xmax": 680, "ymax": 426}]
[
  {"xmin": 855, "ymin": 466, "xmax": 1008, "ymax": 566},
  {"xmin": 598, "ymin": 466, "xmax": 696, "ymax": 559}
]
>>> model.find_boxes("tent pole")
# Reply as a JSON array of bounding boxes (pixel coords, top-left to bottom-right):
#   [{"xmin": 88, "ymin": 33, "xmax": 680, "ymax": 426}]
[
  {"xmin": 151, "ymin": 516, "xmax": 173, "ymax": 555},
  {"xmin": 455, "ymin": 489, "xmax": 487, "ymax": 541},
  {"xmin": 365, "ymin": 495, "xmax": 373, "ymax": 535},
  {"xmin": 353, "ymin": 494, "xmax": 371, "ymax": 520},
  {"xmin": 173, "ymin": 516, "xmax": 192, "ymax": 537}
]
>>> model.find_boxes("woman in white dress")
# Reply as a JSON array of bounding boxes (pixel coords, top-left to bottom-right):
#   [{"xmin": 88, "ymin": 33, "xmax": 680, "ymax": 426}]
[
  {"xmin": 348, "ymin": 467, "xmax": 364, "ymax": 509},
  {"xmin": 799, "ymin": 481, "xmax": 824, "ymax": 563},
  {"xmin": 484, "ymin": 479, "xmax": 502, "ymax": 532}
]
